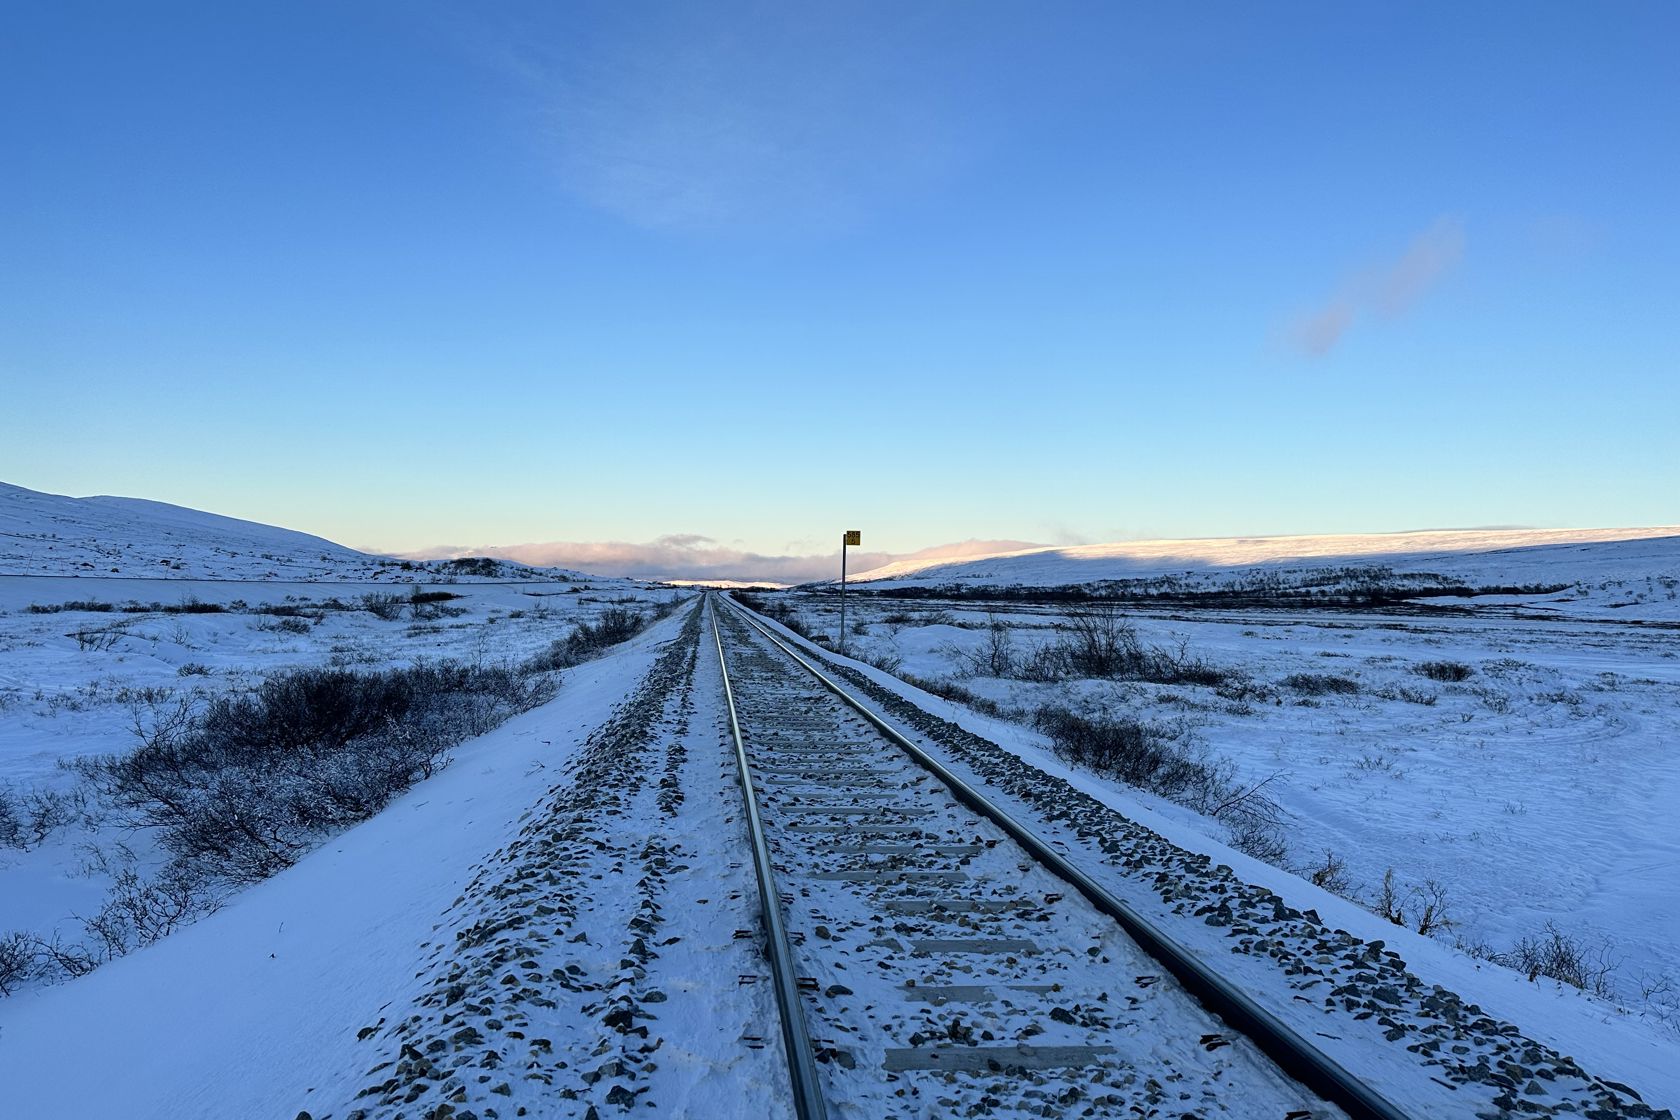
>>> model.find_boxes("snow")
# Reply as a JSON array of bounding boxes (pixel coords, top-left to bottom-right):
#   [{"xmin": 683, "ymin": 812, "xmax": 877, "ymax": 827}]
[
  {"xmin": 0, "ymin": 611, "xmax": 711, "ymax": 1118},
  {"xmin": 850, "ymin": 527, "xmax": 1680, "ymax": 621}
]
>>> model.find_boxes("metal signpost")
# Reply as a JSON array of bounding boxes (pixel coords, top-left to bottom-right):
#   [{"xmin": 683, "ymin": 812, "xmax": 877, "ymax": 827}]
[{"xmin": 839, "ymin": 530, "xmax": 860, "ymax": 653}]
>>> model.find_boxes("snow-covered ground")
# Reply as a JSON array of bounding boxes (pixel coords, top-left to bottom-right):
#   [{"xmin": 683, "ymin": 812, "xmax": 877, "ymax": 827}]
[
  {"xmin": 0, "ymin": 576, "xmax": 679, "ymax": 943},
  {"xmin": 0, "ymin": 605, "xmax": 787, "ymax": 1119},
  {"xmin": 780, "ymin": 589, "xmax": 1680, "ymax": 1040},
  {"xmin": 4, "ymin": 484, "xmax": 1677, "ymax": 1116},
  {"xmin": 0, "ymin": 482, "xmax": 681, "ymax": 996}
]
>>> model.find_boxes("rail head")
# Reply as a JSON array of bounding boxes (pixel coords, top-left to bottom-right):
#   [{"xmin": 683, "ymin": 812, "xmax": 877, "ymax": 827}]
[
  {"xmin": 720, "ymin": 593, "xmax": 1412, "ymax": 1120},
  {"xmin": 708, "ymin": 595, "xmax": 830, "ymax": 1120}
]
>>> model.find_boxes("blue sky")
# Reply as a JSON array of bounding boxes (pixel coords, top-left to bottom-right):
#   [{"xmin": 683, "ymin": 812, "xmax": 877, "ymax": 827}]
[{"xmin": 3, "ymin": 1, "xmax": 1675, "ymax": 568}]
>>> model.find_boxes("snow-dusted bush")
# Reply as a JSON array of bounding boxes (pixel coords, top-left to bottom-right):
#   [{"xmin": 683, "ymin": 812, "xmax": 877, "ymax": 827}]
[
  {"xmin": 1031, "ymin": 704, "xmax": 1286, "ymax": 861},
  {"xmin": 1283, "ymin": 672, "xmax": 1361, "ymax": 695},
  {"xmin": 1012, "ymin": 604, "xmax": 1229, "ymax": 686},
  {"xmin": 1416, "ymin": 659, "xmax": 1474, "ymax": 682},
  {"xmin": 0, "ymin": 931, "xmax": 39, "ymax": 995},
  {"xmin": 897, "ymin": 671, "xmax": 1010, "ymax": 719},
  {"xmin": 0, "ymin": 786, "xmax": 22, "ymax": 849},
  {"xmin": 523, "ymin": 605, "xmax": 652, "ymax": 673},
  {"xmin": 1300, "ymin": 848, "xmax": 1353, "ymax": 894},
  {"xmin": 1496, "ymin": 923, "xmax": 1618, "ymax": 999},
  {"xmin": 80, "ymin": 859, "xmax": 220, "ymax": 961},
  {"xmin": 80, "ymin": 662, "xmax": 557, "ymax": 885},
  {"xmin": 359, "ymin": 592, "xmax": 406, "ymax": 620},
  {"xmin": 1374, "ymin": 869, "xmax": 1454, "ymax": 936},
  {"xmin": 732, "ymin": 592, "xmax": 813, "ymax": 638},
  {"xmin": 0, "ymin": 783, "xmax": 82, "ymax": 849}
]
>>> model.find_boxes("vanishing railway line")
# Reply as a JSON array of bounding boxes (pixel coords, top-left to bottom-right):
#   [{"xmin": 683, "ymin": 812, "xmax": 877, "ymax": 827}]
[{"xmin": 709, "ymin": 594, "xmax": 1410, "ymax": 1120}]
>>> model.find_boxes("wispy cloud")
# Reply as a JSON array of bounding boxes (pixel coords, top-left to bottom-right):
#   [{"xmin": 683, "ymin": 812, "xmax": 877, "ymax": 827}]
[
  {"xmin": 480, "ymin": 5, "xmax": 976, "ymax": 233},
  {"xmin": 1289, "ymin": 217, "xmax": 1466, "ymax": 356},
  {"xmin": 405, "ymin": 535, "xmax": 1041, "ymax": 584}
]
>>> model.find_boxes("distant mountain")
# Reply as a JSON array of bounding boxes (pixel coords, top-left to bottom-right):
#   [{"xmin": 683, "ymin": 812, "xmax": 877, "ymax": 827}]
[
  {"xmin": 0, "ymin": 482, "xmax": 576, "ymax": 582},
  {"xmin": 849, "ymin": 527, "xmax": 1680, "ymax": 619}
]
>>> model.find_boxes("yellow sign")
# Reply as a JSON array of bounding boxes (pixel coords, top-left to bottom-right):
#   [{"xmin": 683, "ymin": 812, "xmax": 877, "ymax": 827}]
[{"xmin": 844, "ymin": 530, "xmax": 861, "ymax": 546}]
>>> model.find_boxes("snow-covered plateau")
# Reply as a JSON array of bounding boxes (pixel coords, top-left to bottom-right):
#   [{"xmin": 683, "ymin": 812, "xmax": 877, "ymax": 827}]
[
  {"xmin": 1, "ymin": 482, "xmax": 1676, "ymax": 1118},
  {"xmin": 848, "ymin": 527, "xmax": 1680, "ymax": 625}
]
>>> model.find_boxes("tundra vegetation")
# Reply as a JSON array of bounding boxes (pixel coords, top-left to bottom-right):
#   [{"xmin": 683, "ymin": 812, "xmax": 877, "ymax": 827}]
[{"xmin": 0, "ymin": 591, "xmax": 681, "ymax": 995}]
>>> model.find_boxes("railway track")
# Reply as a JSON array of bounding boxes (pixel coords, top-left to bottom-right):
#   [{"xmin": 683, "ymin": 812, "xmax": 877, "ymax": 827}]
[{"xmin": 709, "ymin": 593, "xmax": 1409, "ymax": 1120}]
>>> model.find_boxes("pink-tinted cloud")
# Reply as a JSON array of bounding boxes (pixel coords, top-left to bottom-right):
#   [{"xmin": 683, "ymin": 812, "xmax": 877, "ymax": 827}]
[
  {"xmin": 1289, "ymin": 217, "xmax": 1465, "ymax": 356},
  {"xmin": 404, "ymin": 535, "xmax": 1042, "ymax": 585}
]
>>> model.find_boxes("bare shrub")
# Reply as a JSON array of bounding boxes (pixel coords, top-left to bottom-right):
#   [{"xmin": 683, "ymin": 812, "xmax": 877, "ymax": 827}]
[
  {"xmin": 1417, "ymin": 660, "xmax": 1473, "ymax": 682},
  {"xmin": 1497, "ymin": 923, "xmax": 1618, "ymax": 998},
  {"xmin": 861, "ymin": 649, "xmax": 904, "ymax": 675},
  {"xmin": 1225, "ymin": 814, "xmax": 1289, "ymax": 864},
  {"xmin": 69, "ymin": 622, "xmax": 130, "ymax": 651},
  {"xmin": 0, "ymin": 784, "xmax": 83, "ymax": 849},
  {"xmin": 1372, "ymin": 869, "xmax": 1454, "ymax": 935},
  {"xmin": 897, "ymin": 672, "xmax": 1010, "ymax": 719},
  {"xmin": 1031, "ymin": 705, "xmax": 1287, "ymax": 861},
  {"xmin": 81, "ymin": 860, "xmax": 221, "ymax": 961},
  {"xmin": 81, "ymin": 661, "xmax": 556, "ymax": 886},
  {"xmin": 732, "ymin": 593, "xmax": 814, "ymax": 639},
  {"xmin": 1475, "ymin": 686, "xmax": 1512, "ymax": 714},
  {"xmin": 409, "ymin": 587, "xmax": 467, "ymax": 621},
  {"xmin": 0, "ymin": 932, "xmax": 39, "ymax": 995},
  {"xmin": 28, "ymin": 600, "xmax": 116, "ymax": 614},
  {"xmin": 1017, "ymin": 641, "xmax": 1072, "ymax": 682},
  {"xmin": 1374, "ymin": 683, "xmax": 1438, "ymax": 705},
  {"xmin": 359, "ymin": 593, "xmax": 406, "ymax": 621},
  {"xmin": 1061, "ymin": 602, "xmax": 1145, "ymax": 677},
  {"xmin": 1374, "ymin": 868, "xmax": 1406, "ymax": 925},
  {"xmin": 1019, "ymin": 604, "xmax": 1229, "ymax": 686},
  {"xmin": 171, "ymin": 597, "xmax": 225, "ymax": 615},
  {"xmin": 1284, "ymin": 672, "xmax": 1360, "ymax": 695},
  {"xmin": 0, "ymin": 786, "xmax": 22, "ymax": 849},
  {"xmin": 576, "ymin": 606, "xmax": 646, "ymax": 648},
  {"xmin": 949, "ymin": 611, "xmax": 1017, "ymax": 677},
  {"xmin": 524, "ymin": 606, "xmax": 651, "ymax": 673},
  {"xmin": 1410, "ymin": 879, "xmax": 1453, "ymax": 935},
  {"xmin": 1034, "ymin": 706, "xmax": 1190, "ymax": 788},
  {"xmin": 1301, "ymin": 849, "xmax": 1353, "ymax": 894},
  {"xmin": 22, "ymin": 788, "xmax": 81, "ymax": 845}
]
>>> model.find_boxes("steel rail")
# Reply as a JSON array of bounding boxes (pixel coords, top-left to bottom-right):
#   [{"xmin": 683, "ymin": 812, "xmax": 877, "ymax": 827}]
[
  {"xmin": 720, "ymin": 594, "xmax": 1412, "ymax": 1120},
  {"xmin": 708, "ymin": 595, "xmax": 830, "ymax": 1120}
]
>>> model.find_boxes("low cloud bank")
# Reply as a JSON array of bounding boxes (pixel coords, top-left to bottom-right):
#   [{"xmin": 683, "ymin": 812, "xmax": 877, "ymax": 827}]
[{"xmin": 404, "ymin": 535, "xmax": 1040, "ymax": 585}]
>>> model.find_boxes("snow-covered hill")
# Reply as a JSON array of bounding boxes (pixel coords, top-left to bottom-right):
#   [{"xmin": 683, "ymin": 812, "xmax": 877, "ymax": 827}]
[
  {"xmin": 0, "ymin": 482, "xmax": 572, "ymax": 582},
  {"xmin": 850, "ymin": 527, "xmax": 1680, "ymax": 619}
]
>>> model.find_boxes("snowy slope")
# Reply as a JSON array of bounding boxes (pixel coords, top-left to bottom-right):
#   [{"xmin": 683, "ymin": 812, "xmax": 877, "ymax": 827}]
[
  {"xmin": 850, "ymin": 527, "xmax": 1680, "ymax": 619},
  {"xmin": 0, "ymin": 481, "xmax": 381, "ymax": 579},
  {"xmin": 0, "ymin": 481, "xmax": 588, "ymax": 582},
  {"xmin": 852, "ymin": 527, "xmax": 1680, "ymax": 586},
  {"xmin": 853, "ymin": 527, "xmax": 1680, "ymax": 587}
]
